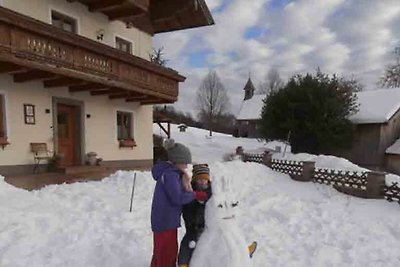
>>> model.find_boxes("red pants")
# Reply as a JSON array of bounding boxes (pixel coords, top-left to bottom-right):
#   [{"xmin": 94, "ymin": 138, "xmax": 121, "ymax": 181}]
[{"xmin": 150, "ymin": 229, "xmax": 178, "ymax": 267}]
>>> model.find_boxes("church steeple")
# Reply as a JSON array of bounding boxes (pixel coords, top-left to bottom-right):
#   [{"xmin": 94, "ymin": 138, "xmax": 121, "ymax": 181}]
[{"xmin": 243, "ymin": 76, "xmax": 255, "ymax": 100}]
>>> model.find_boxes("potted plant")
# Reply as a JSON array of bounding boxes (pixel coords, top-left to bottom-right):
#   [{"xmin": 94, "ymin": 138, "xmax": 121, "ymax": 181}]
[{"xmin": 48, "ymin": 153, "xmax": 64, "ymax": 171}]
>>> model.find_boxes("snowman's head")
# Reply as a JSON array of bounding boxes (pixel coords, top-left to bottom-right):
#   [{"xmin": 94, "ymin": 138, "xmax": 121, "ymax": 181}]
[{"xmin": 205, "ymin": 176, "xmax": 240, "ymax": 228}]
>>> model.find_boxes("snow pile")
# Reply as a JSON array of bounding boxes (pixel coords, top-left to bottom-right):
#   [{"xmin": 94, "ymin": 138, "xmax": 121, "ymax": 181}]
[
  {"xmin": 274, "ymin": 152, "xmax": 400, "ymax": 185},
  {"xmin": 275, "ymin": 153, "xmax": 368, "ymax": 172},
  {"xmin": 0, "ymin": 172, "xmax": 153, "ymax": 267}
]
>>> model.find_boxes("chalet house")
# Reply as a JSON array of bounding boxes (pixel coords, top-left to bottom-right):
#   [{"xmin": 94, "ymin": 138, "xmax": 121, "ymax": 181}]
[{"xmin": 0, "ymin": 0, "xmax": 213, "ymax": 176}]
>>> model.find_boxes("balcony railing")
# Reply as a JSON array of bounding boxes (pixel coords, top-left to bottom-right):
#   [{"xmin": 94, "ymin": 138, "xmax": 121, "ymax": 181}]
[{"xmin": 0, "ymin": 6, "xmax": 185, "ymax": 104}]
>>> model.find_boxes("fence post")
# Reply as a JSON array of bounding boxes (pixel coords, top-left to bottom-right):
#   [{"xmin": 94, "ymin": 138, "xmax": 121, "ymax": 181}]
[
  {"xmin": 298, "ymin": 161, "xmax": 315, "ymax": 182},
  {"xmin": 262, "ymin": 151, "xmax": 272, "ymax": 167},
  {"xmin": 366, "ymin": 171, "xmax": 385, "ymax": 199}
]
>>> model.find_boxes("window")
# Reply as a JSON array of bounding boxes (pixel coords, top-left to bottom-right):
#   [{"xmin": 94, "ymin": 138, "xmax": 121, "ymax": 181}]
[
  {"xmin": 51, "ymin": 11, "xmax": 77, "ymax": 33},
  {"xmin": 0, "ymin": 95, "xmax": 5, "ymax": 137},
  {"xmin": 117, "ymin": 111, "xmax": 133, "ymax": 140},
  {"xmin": 116, "ymin": 37, "xmax": 132, "ymax": 54}
]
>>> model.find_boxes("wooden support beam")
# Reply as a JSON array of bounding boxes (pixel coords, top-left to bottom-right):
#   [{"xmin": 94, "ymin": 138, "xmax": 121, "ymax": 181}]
[
  {"xmin": 0, "ymin": 62, "xmax": 24, "ymax": 74},
  {"xmin": 44, "ymin": 77, "xmax": 82, "ymax": 88},
  {"xmin": 126, "ymin": 95, "xmax": 149, "ymax": 102},
  {"xmin": 90, "ymin": 88, "xmax": 124, "ymax": 95},
  {"xmin": 109, "ymin": 93, "xmax": 130, "ymax": 99},
  {"xmin": 141, "ymin": 98, "xmax": 173, "ymax": 105},
  {"xmin": 89, "ymin": 0, "xmax": 126, "ymax": 12},
  {"xmin": 150, "ymin": 0, "xmax": 189, "ymax": 21},
  {"xmin": 14, "ymin": 70, "xmax": 56, "ymax": 83},
  {"xmin": 107, "ymin": 7, "xmax": 145, "ymax": 20},
  {"xmin": 109, "ymin": 92, "xmax": 144, "ymax": 99},
  {"xmin": 69, "ymin": 83, "xmax": 107, "ymax": 92},
  {"xmin": 157, "ymin": 122, "xmax": 170, "ymax": 138}
]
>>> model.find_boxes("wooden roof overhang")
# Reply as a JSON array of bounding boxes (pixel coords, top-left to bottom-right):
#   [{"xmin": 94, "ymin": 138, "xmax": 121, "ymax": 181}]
[
  {"xmin": 153, "ymin": 110, "xmax": 172, "ymax": 123},
  {"xmin": 66, "ymin": 0, "xmax": 215, "ymax": 35},
  {"xmin": 0, "ymin": 7, "xmax": 186, "ymax": 105}
]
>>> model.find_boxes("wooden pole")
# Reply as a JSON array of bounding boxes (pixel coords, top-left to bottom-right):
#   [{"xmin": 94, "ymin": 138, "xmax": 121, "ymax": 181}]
[
  {"xmin": 283, "ymin": 130, "xmax": 291, "ymax": 157},
  {"xmin": 129, "ymin": 172, "xmax": 137, "ymax": 212}
]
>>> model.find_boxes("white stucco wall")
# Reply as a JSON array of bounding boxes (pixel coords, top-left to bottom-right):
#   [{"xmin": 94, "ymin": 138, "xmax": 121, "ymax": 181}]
[
  {"xmin": 0, "ymin": 74, "xmax": 153, "ymax": 166},
  {"xmin": 1, "ymin": 0, "xmax": 152, "ymax": 60}
]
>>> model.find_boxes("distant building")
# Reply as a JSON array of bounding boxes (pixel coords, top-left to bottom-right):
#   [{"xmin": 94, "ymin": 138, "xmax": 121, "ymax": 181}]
[
  {"xmin": 236, "ymin": 84, "xmax": 400, "ymax": 175},
  {"xmin": 178, "ymin": 124, "xmax": 188, "ymax": 132},
  {"xmin": 343, "ymin": 89, "xmax": 400, "ymax": 173},
  {"xmin": 236, "ymin": 77, "xmax": 265, "ymax": 138}
]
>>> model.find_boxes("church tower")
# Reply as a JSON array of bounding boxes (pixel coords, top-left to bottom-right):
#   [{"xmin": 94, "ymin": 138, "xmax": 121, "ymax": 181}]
[{"xmin": 243, "ymin": 77, "xmax": 256, "ymax": 100}]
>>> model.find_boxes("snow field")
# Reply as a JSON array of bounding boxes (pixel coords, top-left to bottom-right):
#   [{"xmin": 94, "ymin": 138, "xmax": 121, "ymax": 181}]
[
  {"xmin": 1, "ymin": 160, "xmax": 400, "ymax": 266},
  {"xmin": 1, "ymin": 124, "xmax": 400, "ymax": 266}
]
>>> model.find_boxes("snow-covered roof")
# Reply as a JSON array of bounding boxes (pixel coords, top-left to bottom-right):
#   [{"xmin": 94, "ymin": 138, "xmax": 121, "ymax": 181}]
[
  {"xmin": 386, "ymin": 138, "xmax": 400, "ymax": 155},
  {"xmin": 237, "ymin": 94, "xmax": 266, "ymax": 121},
  {"xmin": 350, "ymin": 89, "xmax": 400, "ymax": 124}
]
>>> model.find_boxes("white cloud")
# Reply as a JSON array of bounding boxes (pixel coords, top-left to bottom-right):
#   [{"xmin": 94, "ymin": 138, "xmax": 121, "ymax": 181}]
[
  {"xmin": 155, "ymin": 0, "xmax": 400, "ymax": 116},
  {"xmin": 205, "ymin": 0, "xmax": 224, "ymax": 11}
]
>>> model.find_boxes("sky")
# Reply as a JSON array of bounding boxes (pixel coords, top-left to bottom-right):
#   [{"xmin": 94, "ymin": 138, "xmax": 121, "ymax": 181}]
[{"xmin": 154, "ymin": 0, "xmax": 400, "ymax": 116}]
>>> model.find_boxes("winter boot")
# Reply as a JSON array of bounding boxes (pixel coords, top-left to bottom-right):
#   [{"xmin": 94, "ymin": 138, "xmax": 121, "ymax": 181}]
[{"xmin": 248, "ymin": 241, "xmax": 257, "ymax": 258}]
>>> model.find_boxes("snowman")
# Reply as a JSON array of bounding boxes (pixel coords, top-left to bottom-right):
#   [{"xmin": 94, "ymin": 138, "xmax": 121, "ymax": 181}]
[{"xmin": 190, "ymin": 175, "xmax": 252, "ymax": 267}]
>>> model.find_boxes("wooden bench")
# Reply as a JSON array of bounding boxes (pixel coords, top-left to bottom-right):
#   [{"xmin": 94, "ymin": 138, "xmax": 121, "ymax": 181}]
[{"xmin": 30, "ymin": 143, "xmax": 53, "ymax": 173}]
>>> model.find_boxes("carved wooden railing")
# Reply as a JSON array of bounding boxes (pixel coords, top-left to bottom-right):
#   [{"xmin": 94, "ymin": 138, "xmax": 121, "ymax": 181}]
[{"xmin": 0, "ymin": 7, "xmax": 184, "ymax": 101}]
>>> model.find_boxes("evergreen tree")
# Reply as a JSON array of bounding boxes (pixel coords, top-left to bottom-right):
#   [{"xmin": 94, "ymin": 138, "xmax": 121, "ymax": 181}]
[{"xmin": 259, "ymin": 71, "xmax": 359, "ymax": 154}]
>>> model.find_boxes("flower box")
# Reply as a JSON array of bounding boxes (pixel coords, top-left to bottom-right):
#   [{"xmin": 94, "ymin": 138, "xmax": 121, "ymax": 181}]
[{"xmin": 119, "ymin": 139, "xmax": 136, "ymax": 148}]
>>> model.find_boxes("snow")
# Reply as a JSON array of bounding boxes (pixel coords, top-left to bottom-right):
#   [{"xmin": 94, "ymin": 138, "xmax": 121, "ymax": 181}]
[
  {"xmin": 153, "ymin": 123, "xmax": 290, "ymax": 163},
  {"xmin": 236, "ymin": 95, "xmax": 266, "ymax": 121},
  {"xmin": 2, "ymin": 127, "xmax": 400, "ymax": 266},
  {"xmin": 386, "ymin": 138, "xmax": 400, "ymax": 155},
  {"xmin": 349, "ymin": 88, "xmax": 400, "ymax": 124}
]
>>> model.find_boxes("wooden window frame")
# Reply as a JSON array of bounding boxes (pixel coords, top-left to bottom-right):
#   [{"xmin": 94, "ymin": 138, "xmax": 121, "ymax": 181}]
[
  {"xmin": 0, "ymin": 94, "xmax": 9, "ymax": 148},
  {"xmin": 115, "ymin": 37, "xmax": 133, "ymax": 54},
  {"xmin": 51, "ymin": 10, "xmax": 77, "ymax": 33},
  {"xmin": 117, "ymin": 111, "xmax": 136, "ymax": 148},
  {"xmin": 24, "ymin": 104, "xmax": 36, "ymax": 125}
]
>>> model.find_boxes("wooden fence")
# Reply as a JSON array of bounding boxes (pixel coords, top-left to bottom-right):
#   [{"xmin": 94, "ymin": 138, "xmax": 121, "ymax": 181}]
[{"xmin": 242, "ymin": 150, "xmax": 398, "ymax": 204}]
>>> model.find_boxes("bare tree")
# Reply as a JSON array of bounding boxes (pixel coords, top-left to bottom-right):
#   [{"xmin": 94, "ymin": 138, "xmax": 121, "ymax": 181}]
[
  {"xmin": 149, "ymin": 47, "xmax": 167, "ymax": 66},
  {"xmin": 380, "ymin": 46, "xmax": 400, "ymax": 88},
  {"xmin": 196, "ymin": 70, "xmax": 230, "ymax": 136},
  {"xmin": 258, "ymin": 67, "xmax": 284, "ymax": 94}
]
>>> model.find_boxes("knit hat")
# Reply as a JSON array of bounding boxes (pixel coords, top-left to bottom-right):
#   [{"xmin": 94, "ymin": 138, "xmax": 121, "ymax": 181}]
[
  {"xmin": 164, "ymin": 139, "xmax": 192, "ymax": 164},
  {"xmin": 192, "ymin": 164, "xmax": 210, "ymax": 181}
]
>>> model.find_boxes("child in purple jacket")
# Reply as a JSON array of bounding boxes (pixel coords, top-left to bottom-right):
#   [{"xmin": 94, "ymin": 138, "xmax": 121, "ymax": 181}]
[{"xmin": 150, "ymin": 139, "xmax": 207, "ymax": 267}]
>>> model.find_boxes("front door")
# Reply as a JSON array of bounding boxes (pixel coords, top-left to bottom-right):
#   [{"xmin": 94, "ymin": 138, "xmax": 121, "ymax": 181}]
[{"xmin": 57, "ymin": 104, "xmax": 76, "ymax": 166}]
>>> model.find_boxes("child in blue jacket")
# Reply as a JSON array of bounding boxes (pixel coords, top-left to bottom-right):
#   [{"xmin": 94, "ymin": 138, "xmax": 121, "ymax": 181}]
[{"xmin": 150, "ymin": 139, "xmax": 207, "ymax": 267}]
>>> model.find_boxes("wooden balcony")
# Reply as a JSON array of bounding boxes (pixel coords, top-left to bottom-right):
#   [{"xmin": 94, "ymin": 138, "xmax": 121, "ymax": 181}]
[
  {"xmin": 0, "ymin": 6, "xmax": 186, "ymax": 104},
  {"xmin": 67, "ymin": 0, "xmax": 214, "ymax": 34}
]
